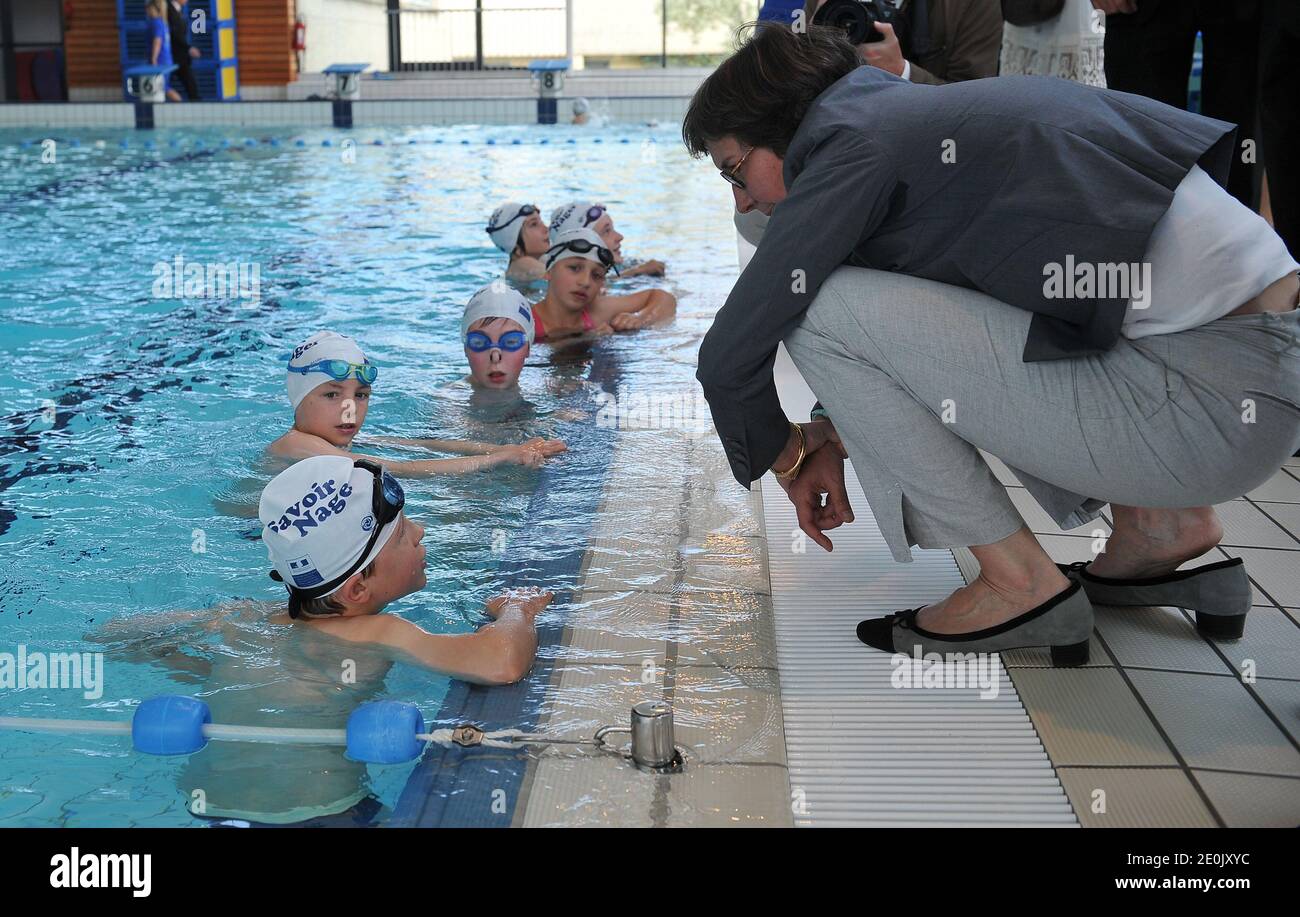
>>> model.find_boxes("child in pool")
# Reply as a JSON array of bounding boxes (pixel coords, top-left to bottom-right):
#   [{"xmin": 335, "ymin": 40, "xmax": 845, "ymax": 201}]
[
  {"xmin": 550, "ymin": 201, "xmax": 665, "ymax": 279},
  {"xmin": 530, "ymin": 228, "xmax": 676, "ymax": 343},
  {"xmin": 91, "ymin": 456, "xmax": 551, "ymax": 824},
  {"xmin": 488, "ymin": 201, "xmax": 551, "ymax": 285},
  {"xmin": 460, "ymin": 281, "xmax": 537, "ymax": 392},
  {"xmin": 268, "ymin": 330, "xmax": 566, "ymax": 474}
]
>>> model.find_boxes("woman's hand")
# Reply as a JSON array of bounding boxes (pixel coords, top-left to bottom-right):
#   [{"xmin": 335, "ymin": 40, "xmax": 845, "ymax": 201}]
[
  {"xmin": 776, "ymin": 442, "xmax": 855, "ymax": 552},
  {"xmin": 771, "ymin": 417, "xmax": 846, "ymax": 475}
]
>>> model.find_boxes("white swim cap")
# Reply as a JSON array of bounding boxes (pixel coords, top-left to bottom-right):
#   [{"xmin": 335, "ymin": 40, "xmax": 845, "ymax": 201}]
[
  {"xmin": 572, "ymin": 97, "xmax": 590, "ymax": 115},
  {"xmin": 260, "ymin": 456, "xmax": 403, "ymax": 616},
  {"xmin": 461, "ymin": 280, "xmax": 536, "ymax": 345},
  {"xmin": 285, "ymin": 331, "xmax": 372, "ymax": 412},
  {"xmin": 544, "ymin": 227, "xmax": 618, "ymax": 273},
  {"xmin": 549, "ymin": 201, "xmax": 607, "ymax": 238},
  {"xmin": 487, "ymin": 201, "xmax": 539, "ymax": 254}
]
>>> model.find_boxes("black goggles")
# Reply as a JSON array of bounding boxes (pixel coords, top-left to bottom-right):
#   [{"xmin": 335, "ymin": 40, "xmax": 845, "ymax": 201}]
[
  {"xmin": 272, "ymin": 458, "xmax": 406, "ymax": 618},
  {"xmin": 486, "ymin": 204, "xmax": 539, "ymax": 235},
  {"xmin": 545, "ymin": 238, "xmax": 619, "ymax": 274}
]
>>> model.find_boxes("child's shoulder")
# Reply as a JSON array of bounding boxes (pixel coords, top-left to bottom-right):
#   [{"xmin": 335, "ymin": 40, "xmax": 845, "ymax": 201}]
[{"xmin": 268, "ymin": 428, "xmax": 346, "ymax": 461}]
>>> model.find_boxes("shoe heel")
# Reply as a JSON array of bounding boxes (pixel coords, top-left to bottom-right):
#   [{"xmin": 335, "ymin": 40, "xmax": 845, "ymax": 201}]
[
  {"xmin": 1196, "ymin": 611, "xmax": 1246, "ymax": 639},
  {"xmin": 1050, "ymin": 639, "xmax": 1090, "ymax": 667}
]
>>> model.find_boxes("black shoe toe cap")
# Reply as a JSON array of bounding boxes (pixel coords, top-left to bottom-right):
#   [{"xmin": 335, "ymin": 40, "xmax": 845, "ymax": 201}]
[{"xmin": 856, "ymin": 616, "xmax": 896, "ymax": 652}]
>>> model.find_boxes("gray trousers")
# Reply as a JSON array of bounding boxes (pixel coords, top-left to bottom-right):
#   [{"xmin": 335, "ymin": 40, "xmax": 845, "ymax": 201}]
[{"xmin": 784, "ymin": 267, "xmax": 1300, "ymax": 563}]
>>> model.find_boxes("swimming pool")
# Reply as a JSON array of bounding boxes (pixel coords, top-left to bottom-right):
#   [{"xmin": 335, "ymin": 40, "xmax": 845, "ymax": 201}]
[{"xmin": 0, "ymin": 121, "xmax": 742, "ymax": 826}]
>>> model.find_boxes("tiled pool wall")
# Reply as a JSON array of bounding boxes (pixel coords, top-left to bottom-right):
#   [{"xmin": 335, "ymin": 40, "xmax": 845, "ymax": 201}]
[
  {"xmin": 0, "ymin": 97, "xmax": 692, "ymax": 130},
  {"xmin": 7, "ymin": 70, "xmax": 708, "ymax": 130}
]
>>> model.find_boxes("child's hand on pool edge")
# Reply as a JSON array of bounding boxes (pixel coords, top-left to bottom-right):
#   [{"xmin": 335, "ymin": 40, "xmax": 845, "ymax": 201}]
[{"xmin": 485, "ymin": 588, "xmax": 554, "ymax": 621}]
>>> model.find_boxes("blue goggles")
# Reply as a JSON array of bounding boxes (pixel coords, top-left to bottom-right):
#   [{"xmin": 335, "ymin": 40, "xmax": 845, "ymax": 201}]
[
  {"xmin": 465, "ymin": 330, "xmax": 528, "ymax": 353},
  {"xmin": 288, "ymin": 358, "xmax": 378, "ymax": 385}
]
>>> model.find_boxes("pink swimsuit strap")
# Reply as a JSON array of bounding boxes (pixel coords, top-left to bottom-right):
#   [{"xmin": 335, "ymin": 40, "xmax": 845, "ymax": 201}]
[{"xmin": 532, "ymin": 306, "xmax": 594, "ymax": 342}]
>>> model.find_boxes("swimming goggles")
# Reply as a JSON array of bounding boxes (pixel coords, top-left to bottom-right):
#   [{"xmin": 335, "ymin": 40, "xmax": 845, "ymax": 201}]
[
  {"xmin": 274, "ymin": 458, "xmax": 405, "ymax": 617},
  {"xmin": 465, "ymin": 330, "xmax": 528, "ymax": 352},
  {"xmin": 580, "ymin": 204, "xmax": 607, "ymax": 227},
  {"xmin": 287, "ymin": 358, "xmax": 379, "ymax": 385},
  {"xmin": 486, "ymin": 204, "xmax": 539, "ymax": 235},
  {"xmin": 545, "ymin": 238, "xmax": 620, "ymax": 273}
]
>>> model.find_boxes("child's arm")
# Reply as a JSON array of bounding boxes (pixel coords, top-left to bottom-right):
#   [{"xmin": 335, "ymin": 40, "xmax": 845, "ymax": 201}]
[
  {"xmin": 270, "ymin": 430, "xmax": 563, "ymax": 476},
  {"xmin": 329, "ymin": 590, "xmax": 552, "ymax": 685},
  {"xmin": 614, "ymin": 259, "xmax": 666, "ymax": 279},
  {"xmin": 366, "ymin": 435, "xmax": 567, "ymax": 459},
  {"xmin": 365, "ymin": 435, "xmax": 501, "ymax": 455},
  {"xmin": 594, "ymin": 288, "xmax": 678, "ymax": 332}
]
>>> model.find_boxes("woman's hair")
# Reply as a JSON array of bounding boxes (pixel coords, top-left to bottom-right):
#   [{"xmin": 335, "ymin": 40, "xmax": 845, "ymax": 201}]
[
  {"xmin": 145, "ymin": 0, "xmax": 167, "ymax": 17},
  {"xmin": 682, "ymin": 21, "xmax": 861, "ymax": 160}
]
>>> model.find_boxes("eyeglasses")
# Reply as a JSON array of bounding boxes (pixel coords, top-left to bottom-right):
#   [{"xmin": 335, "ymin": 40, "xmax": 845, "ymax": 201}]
[
  {"xmin": 720, "ymin": 146, "xmax": 754, "ymax": 190},
  {"xmin": 546, "ymin": 238, "xmax": 620, "ymax": 273},
  {"xmin": 486, "ymin": 204, "xmax": 539, "ymax": 235},
  {"xmin": 274, "ymin": 458, "xmax": 406, "ymax": 618},
  {"xmin": 465, "ymin": 330, "xmax": 528, "ymax": 353},
  {"xmin": 287, "ymin": 358, "xmax": 378, "ymax": 386}
]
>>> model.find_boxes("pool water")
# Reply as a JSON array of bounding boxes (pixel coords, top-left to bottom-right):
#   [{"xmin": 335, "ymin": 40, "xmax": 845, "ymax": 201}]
[{"xmin": 0, "ymin": 122, "xmax": 738, "ymax": 825}]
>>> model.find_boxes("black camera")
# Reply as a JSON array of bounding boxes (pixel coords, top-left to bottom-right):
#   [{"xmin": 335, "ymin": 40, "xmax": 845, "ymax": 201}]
[{"xmin": 813, "ymin": 0, "xmax": 905, "ymax": 46}]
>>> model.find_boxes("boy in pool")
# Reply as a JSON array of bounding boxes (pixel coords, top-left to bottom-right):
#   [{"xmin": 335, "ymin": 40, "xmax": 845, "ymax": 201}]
[
  {"xmin": 269, "ymin": 330, "xmax": 566, "ymax": 473},
  {"xmin": 461, "ymin": 281, "xmax": 537, "ymax": 391},
  {"xmin": 550, "ymin": 201, "xmax": 666, "ymax": 279},
  {"xmin": 258, "ymin": 455, "xmax": 549, "ymax": 678},
  {"xmin": 488, "ymin": 201, "xmax": 551, "ymax": 284},
  {"xmin": 531, "ymin": 228, "xmax": 677, "ymax": 343},
  {"xmin": 93, "ymin": 455, "xmax": 551, "ymax": 824}
]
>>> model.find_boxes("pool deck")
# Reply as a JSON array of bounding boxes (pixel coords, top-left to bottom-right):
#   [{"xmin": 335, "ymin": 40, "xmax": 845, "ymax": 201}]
[{"xmin": 508, "ymin": 328, "xmax": 1300, "ymax": 829}]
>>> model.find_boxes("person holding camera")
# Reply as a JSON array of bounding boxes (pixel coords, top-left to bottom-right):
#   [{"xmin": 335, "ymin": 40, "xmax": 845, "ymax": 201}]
[
  {"xmin": 687, "ymin": 24, "xmax": 1299, "ymax": 662},
  {"xmin": 798, "ymin": 0, "xmax": 1003, "ymax": 84}
]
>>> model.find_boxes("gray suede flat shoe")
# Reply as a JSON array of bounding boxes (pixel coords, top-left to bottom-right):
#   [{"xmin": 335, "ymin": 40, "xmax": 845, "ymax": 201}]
[
  {"xmin": 856, "ymin": 580, "xmax": 1095, "ymax": 666},
  {"xmin": 1057, "ymin": 557, "xmax": 1252, "ymax": 639}
]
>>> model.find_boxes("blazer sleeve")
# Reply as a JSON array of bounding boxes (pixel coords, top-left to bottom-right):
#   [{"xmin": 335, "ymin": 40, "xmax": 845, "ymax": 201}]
[{"xmin": 697, "ymin": 128, "xmax": 898, "ymax": 488}]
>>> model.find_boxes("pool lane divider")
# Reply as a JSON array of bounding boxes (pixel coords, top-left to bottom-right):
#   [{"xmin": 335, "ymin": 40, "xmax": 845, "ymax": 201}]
[{"xmin": 388, "ymin": 345, "xmax": 624, "ymax": 828}]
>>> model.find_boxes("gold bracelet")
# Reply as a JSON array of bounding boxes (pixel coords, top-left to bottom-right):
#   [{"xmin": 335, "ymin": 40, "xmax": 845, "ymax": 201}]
[{"xmin": 773, "ymin": 422, "xmax": 806, "ymax": 480}]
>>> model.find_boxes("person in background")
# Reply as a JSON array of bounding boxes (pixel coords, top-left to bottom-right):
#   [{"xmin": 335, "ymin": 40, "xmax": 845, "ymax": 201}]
[
  {"xmin": 572, "ymin": 97, "xmax": 591, "ymax": 125},
  {"xmin": 1096, "ymin": 0, "xmax": 1261, "ymax": 209},
  {"xmin": 145, "ymin": 0, "xmax": 182, "ymax": 102},
  {"xmin": 168, "ymin": 0, "xmax": 202, "ymax": 101},
  {"xmin": 1258, "ymin": 0, "xmax": 1297, "ymax": 261},
  {"xmin": 797, "ymin": 0, "xmax": 1003, "ymax": 84},
  {"xmin": 1000, "ymin": 0, "xmax": 1106, "ymax": 87},
  {"xmin": 549, "ymin": 201, "xmax": 666, "ymax": 280},
  {"xmin": 488, "ymin": 201, "xmax": 551, "ymax": 284}
]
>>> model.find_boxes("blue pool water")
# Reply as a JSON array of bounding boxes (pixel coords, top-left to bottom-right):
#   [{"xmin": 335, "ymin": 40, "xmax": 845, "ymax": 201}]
[{"xmin": 0, "ymin": 122, "xmax": 738, "ymax": 825}]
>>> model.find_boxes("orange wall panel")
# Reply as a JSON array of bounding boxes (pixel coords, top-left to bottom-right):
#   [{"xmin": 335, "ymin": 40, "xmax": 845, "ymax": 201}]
[{"xmin": 64, "ymin": 0, "xmax": 298, "ymax": 90}]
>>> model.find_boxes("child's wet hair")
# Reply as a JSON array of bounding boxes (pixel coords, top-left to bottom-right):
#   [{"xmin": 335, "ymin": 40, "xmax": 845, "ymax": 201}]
[{"xmin": 290, "ymin": 558, "xmax": 378, "ymax": 619}]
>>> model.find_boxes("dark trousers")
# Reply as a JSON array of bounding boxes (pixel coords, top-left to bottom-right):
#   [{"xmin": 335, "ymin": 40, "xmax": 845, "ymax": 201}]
[
  {"xmin": 1259, "ymin": 0, "xmax": 1299, "ymax": 259},
  {"xmin": 1104, "ymin": 0, "xmax": 1261, "ymax": 208},
  {"xmin": 175, "ymin": 57, "xmax": 200, "ymax": 101}
]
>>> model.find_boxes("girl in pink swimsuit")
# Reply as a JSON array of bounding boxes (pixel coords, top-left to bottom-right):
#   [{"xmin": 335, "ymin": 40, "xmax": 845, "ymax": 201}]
[{"xmin": 530, "ymin": 227, "xmax": 677, "ymax": 343}]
